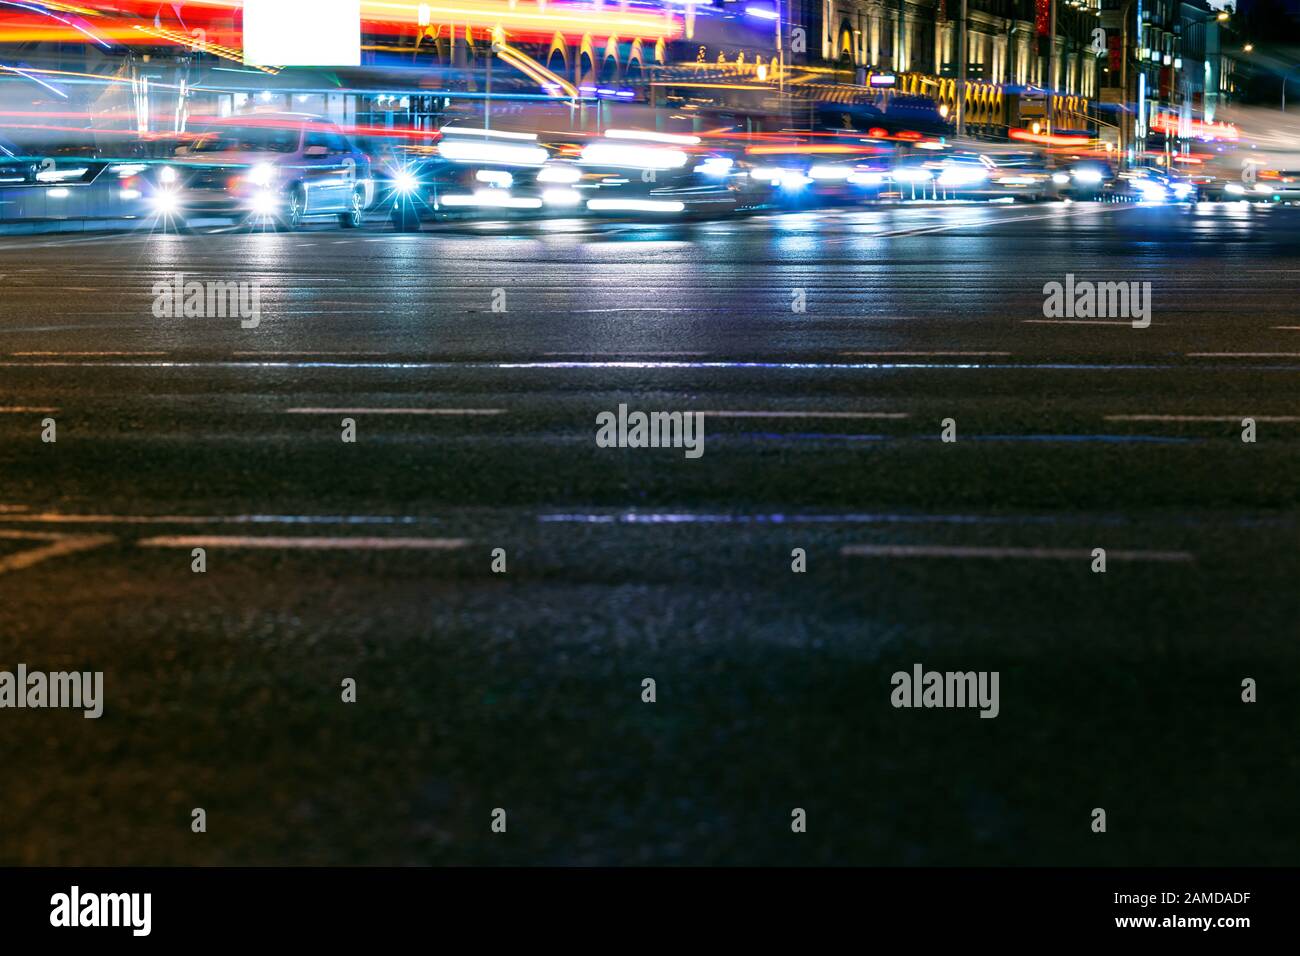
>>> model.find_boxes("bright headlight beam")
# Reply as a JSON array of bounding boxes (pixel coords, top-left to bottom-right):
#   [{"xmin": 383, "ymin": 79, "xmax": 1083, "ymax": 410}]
[
  {"xmin": 542, "ymin": 188, "xmax": 582, "ymax": 205},
  {"xmin": 847, "ymin": 171, "xmax": 885, "ymax": 186},
  {"xmin": 537, "ymin": 164, "xmax": 581, "ymax": 184},
  {"xmin": 246, "ymin": 163, "xmax": 275, "ymax": 187},
  {"xmin": 579, "ymin": 143, "xmax": 688, "ymax": 171},
  {"xmin": 586, "ymin": 198, "xmax": 686, "ymax": 213},
  {"xmin": 604, "ymin": 129, "xmax": 701, "ymax": 146},
  {"xmin": 695, "ymin": 157, "xmax": 734, "ymax": 176},
  {"xmin": 439, "ymin": 139, "xmax": 548, "ymax": 167},
  {"xmin": 441, "ymin": 189, "xmax": 543, "ymax": 209},
  {"xmin": 250, "ymin": 190, "xmax": 279, "ymax": 215},
  {"xmin": 441, "ymin": 126, "xmax": 538, "ymax": 141},
  {"xmin": 938, "ymin": 167, "xmax": 988, "ymax": 187},
  {"xmin": 393, "ymin": 170, "xmax": 420, "ymax": 194}
]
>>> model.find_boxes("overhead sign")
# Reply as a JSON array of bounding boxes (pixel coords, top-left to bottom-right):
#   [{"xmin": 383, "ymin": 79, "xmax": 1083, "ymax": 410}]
[{"xmin": 243, "ymin": 0, "xmax": 361, "ymax": 67}]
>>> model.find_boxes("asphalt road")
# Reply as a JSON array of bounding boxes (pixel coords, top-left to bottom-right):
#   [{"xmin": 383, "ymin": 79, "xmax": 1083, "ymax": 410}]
[{"xmin": 0, "ymin": 200, "xmax": 1297, "ymax": 865}]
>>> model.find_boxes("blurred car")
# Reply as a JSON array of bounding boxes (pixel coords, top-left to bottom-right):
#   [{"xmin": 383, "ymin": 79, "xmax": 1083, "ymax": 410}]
[
  {"xmin": 1196, "ymin": 145, "xmax": 1300, "ymax": 202},
  {"xmin": 386, "ymin": 127, "xmax": 554, "ymax": 229},
  {"xmin": 577, "ymin": 131, "xmax": 744, "ymax": 219},
  {"xmin": 156, "ymin": 114, "xmax": 375, "ymax": 229},
  {"xmin": 0, "ymin": 135, "xmax": 39, "ymax": 185},
  {"xmin": 1105, "ymin": 168, "xmax": 1198, "ymax": 204},
  {"xmin": 0, "ymin": 135, "xmax": 109, "ymax": 188},
  {"xmin": 740, "ymin": 140, "xmax": 887, "ymax": 208},
  {"xmin": 985, "ymin": 151, "xmax": 1054, "ymax": 201},
  {"xmin": 932, "ymin": 153, "xmax": 996, "ymax": 199},
  {"xmin": 1049, "ymin": 161, "xmax": 1113, "ymax": 201},
  {"xmin": 387, "ymin": 128, "xmax": 765, "ymax": 228},
  {"xmin": 1234, "ymin": 164, "xmax": 1300, "ymax": 203},
  {"xmin": 888, "ymin": 154, "xmax": 944, "ymax": 199}
]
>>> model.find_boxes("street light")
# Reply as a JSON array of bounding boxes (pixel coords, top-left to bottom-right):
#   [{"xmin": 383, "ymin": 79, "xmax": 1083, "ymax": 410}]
[
  {"xmin": 1243, "ymin": 43, "xmax": 1254, "ymax": 53},
  {"xmin": 1284, "ymin": 65, "xmax": 1300, "ymax": 111},
  {"xmin": 956, "ymin": 0, "xmax": 967, "ymax": 136}
]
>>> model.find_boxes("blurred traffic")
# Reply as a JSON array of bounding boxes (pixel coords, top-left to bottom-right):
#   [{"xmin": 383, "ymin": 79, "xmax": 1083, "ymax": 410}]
[
  {"xmin": 11, "ymin": 108, "xmax": 1300, "ymax": 233},
  {"xmin": 1, "ymin": 1, "xmax": 1297, "ymax": 232}
]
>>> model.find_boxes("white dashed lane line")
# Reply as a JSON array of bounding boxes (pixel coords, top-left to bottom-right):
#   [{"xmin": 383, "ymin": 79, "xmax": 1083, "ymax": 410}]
[
  {"xmin": 137, "ymin": 536, "xmax": 469, "ymax": 551},
  {"xmin": 284, "ymin": 407, "xmax": 507, "ymax": 416},
  {"xmin": 841, "ymin": 544, "xmax": 1194, "ymax": 562}
]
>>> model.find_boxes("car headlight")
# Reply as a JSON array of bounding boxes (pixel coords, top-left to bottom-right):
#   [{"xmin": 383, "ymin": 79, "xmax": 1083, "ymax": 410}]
[
  {"xmin": 246, "ymin": 163, "xmax": 275, "ymax": 188},
  {"xmin": 250, "ymin": 190, "xmax": 279, "ymax": 215},
  {"xmin": 938, "ymin": 167, "xmax": 988, "ymax": 187},
  {"xmin": 694, "ymin": 157, "xmax": 733, "ymax": 177},
  {"xmin": 1225, "ymin": 182, "xmax": 1245, "ymax": 195},
  {"xmin": 809, "ymin": 165, "xmax": 851, "ymax": 181},
  {"xmin": 892, "ymin": 167, "xmax": 933, "ymax": 183},
  {"xmin": 542, "ymin": 187, "xmax": 582, "ymax": 206},
  {"xmin": 847, "ymin": 171, "xmax": 885, "ymax": 186},
  {"xmin": 537, "ymin": 164, "xmax": 581, "ymax": 184},
  {"xmin": 1072, "ymin": 168, "xmax": 1104, "ymax": 185},
  {"xmin": 159, "ymin": 165, "xmax": 178, "ymax": 185},
  {"xmin": 1135, "ymin": 180, "xmax": 1169, "ymax": 201},
  {"xmin": 393, "ymin": 171, "xmax": 420, "ymax": 195}
]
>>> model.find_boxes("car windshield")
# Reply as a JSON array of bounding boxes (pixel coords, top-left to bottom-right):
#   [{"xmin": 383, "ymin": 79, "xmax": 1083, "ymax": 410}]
[{"xmin": 187, "ymin": 126, "xmax": 298, "ymax": 154}]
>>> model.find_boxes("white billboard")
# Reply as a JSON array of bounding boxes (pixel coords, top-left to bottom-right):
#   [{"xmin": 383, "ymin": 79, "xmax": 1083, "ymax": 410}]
[{"xmin": 243, "ymin": 0, "xmax": 361, "ymax": 67}]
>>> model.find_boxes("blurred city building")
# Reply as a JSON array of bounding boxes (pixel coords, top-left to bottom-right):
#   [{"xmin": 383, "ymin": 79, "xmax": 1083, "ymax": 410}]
[{"xmin": 0, "ymin": 0, "xmax": 1246, "ymax": 153}]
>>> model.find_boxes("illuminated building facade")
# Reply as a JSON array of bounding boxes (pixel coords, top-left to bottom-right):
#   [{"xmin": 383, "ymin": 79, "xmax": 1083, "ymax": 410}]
[{"xmin": 0, "ymin": 1, "xmax": 1112, "ymax": 139}]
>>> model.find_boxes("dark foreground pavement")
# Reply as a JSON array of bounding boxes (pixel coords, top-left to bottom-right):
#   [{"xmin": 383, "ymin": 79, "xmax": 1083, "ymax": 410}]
[{"xmin": 0, "ymin": 201, "xmax": 1297, "ymax": 864}]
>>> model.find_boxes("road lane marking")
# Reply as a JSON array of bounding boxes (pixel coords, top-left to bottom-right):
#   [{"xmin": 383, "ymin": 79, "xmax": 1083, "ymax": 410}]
[
  {"xmin": 12, "ymin": 351, "xmax": 167, "ymax": 357},
  {"xmin": 1187, "ymin": 352, "xmax": 1300, "ymax": 358},
  {"xmin": 0, "ymin": 407, "xmax": 57, "ymax": 413},
  {"xmin": 822, "ymin": 204, "xmax": 1127, "ymax": 244},
  {"xmin": 0, "ymin": 533, "xmax": 116, "ymax": 576},
  {"xmin": 138, "ymin": 536, "xmax": 468, "ymax": 551},
  {"xmin": 285, "ymin": 408, "xmax": 507, "ymax": 416},
  {"xmin": 1023, "ymin": 319, "xmax": 1134, "ymax": 326},
  {"xmin": 2, "ymin": 359, "xmax": 1298, "ymax": 372},
  {"xmin": 1275, "ymin": 326, "xmax": 1300, "ymax": 330},
  {"xmin": 840, "ymin": 351, "xmax": 1011, "ymax": 357},
  {"xmin": 1106, "ymin": 414, "xmax": 1300, "ymax": 423},
  {"xmin": 0, "ymin": 513, "xmax": 441, "ymax": 526},
  {"xmin": 544, "ymin": 350, "xmax": 708, "ymax": 356},
  {"xmin": 700, "ymin": 410, "xmax": 909, "ymax": 419},
  {"xmin": 233, "ymin": 351, "xmax": 393, "ymax": 357},
  {"xmin": 840, "ymin": 544, "xmax": 1193, "ymax": 562}
]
